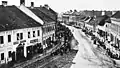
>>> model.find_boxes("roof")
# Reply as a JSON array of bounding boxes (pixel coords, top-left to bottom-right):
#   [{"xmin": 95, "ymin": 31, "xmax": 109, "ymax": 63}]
[
  {"xmin": 28, "ymin": 7, "xmax": 54, "ymax": 23},
  {"xmin": 49, "ymin": 8, "xmax": 57, "ymax": 16},
  {"xmin": 96, "ymin": 15, "xmax": 111, "ymax": 26},
  {"xmin": 94, "ymin": 11, "xmax": 102, "ymax": 17},
  {"xmin": 84, "ymin": 10, "xmax": 94, "ymax": 17},
  {"xmin": 36, "ymin": 6, "xmax": 56, "ymax": 21},
  {"xmin": 0, "ymin": 5, "xmax": 42, "ymax": 32},
  {"xmin": 18, "ymin": 5, "xmax": 44, "ymax": 25},
  {"xmin": 112, "ymin": 11, "xmax": 120, "ymax": 18},
  {"xmin": 84, "ymin": 17, "xmax": 90, "ymax": 21},
  {"xmin": 86, "ymin": 15, "xmax": 111, "ymax": 26},
  {"xmin": 105, "ymin": 11, "xmax": 112, "ymax": 16}
]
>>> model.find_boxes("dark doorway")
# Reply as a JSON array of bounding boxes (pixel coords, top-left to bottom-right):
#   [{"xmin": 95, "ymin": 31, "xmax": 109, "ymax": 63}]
[
  {"xmin": 11, "ymin": 51, "xmax": 15, "ymax": 62},
  {"xmin": 37, "ymin": 43, "xmax": 43, "ymax": 54},
  {"xmin": 26, "ymin": 46, "xmax": 33, "ymax": 59},
  {"xmin": 16, "ymin": 46, "xmax": 24, "ymax": 61}
]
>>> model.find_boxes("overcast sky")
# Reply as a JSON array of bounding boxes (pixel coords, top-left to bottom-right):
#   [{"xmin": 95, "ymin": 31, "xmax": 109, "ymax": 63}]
[{"xmin": 0, "ymin": 0, "xmax": 120, "ymax": 13}]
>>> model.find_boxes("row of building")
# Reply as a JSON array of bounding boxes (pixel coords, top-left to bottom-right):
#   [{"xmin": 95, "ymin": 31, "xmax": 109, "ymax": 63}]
[
  {"xmin": 82, "ymin": 11, "xmax": 120, "ymax": 59},
  {"xmin": 0, "ymin": 0, "xmax": 57, "ymax": 65},
  {"xmin": 59, "ymin": 9, "xmax": 120, "ymax": 59}
]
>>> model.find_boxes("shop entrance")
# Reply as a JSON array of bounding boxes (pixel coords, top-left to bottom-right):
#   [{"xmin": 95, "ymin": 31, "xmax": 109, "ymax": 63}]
[
  {"xmin": 11, "ymin": 51, "xmax": 15, "ymax": 62},
  {"xmin": 37, "ymin": 43, "xmax": 43, "ymax": 54},
  {"xmin": 26, "ymin": 46, "xmax": 33, "ymax": 59},
  {"xmin": 16, "ymin": 44, "xmax": 25, "ymax": 61}
]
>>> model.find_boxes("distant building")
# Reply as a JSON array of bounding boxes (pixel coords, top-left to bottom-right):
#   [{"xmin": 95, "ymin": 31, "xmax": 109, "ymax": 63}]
[{"xmin": 62, "ymin": 14, "xmax": 69, "ymax": 23}]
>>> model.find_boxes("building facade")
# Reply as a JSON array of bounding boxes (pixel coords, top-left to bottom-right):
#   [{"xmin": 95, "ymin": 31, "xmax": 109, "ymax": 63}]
[
  {"xmin": 28, "ymin": 3, "xmax": 56, "ymax": 50},
  {"xmin": 0, "ymin": 1, "xmax": 44, "ymax": 65}
]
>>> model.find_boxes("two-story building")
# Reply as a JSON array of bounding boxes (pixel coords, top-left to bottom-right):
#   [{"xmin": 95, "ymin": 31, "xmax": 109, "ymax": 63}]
[
  {"xmin": 0, "ymin": 1, "xmax": 44, "ymax": 65},
  {"xmin": 28, "ymin": 3, "xmax": 56, "ymax": 50}
]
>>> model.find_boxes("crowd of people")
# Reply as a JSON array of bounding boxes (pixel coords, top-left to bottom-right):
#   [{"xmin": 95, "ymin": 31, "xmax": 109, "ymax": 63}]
[{"xmin": 51, "ymin": 23, "xmax": 74, "ymax": 56}]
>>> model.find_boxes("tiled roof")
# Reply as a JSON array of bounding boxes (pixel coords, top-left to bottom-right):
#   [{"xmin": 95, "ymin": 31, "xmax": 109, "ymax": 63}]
[
  {"xmin": 96, "ymin": 15, "xmax": 111, "ymax": 26},
  {"xmin": 105, "ymin": 11, "xmax": 112, "ymax": 16},
  {"xmin": 112, "ymin": 11, "xmax": 120, "ymax": 18},
  {"xmin": 28, "ymin": 7, "xmax": 54, "ymax": 23},
  {"xmin": 36, "ymin": 7, "xmax": 56, "ymax": 21},
  {"xmin": 0, "ymin": 5, "xmax": 42, "ymax": 32},
  {"xmin": 84, "ymin": 10, "xmax": 94, "ymax": 17},
  {"xmin": 18, "ymin": 5, "xmax": 44, "ymax": 25},
  {"xmin": 86, "ymin": 15, "xmax": 111, "ymax": 26},
  {"xmin": 49, "ymin": 8, "xmax": 57, "ymax": 16},
  {"xmin": 84, "ymin": 10, "xmax": 102, "ymax": 17},
  {"xmin": 94, "ymin": 11, "xmax": 102, "ymax": 17}
]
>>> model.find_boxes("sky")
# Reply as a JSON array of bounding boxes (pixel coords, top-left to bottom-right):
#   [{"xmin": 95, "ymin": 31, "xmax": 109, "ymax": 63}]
[{"xmin": 0, "ymin": 0, "xmax": 120, "ymax": 13}]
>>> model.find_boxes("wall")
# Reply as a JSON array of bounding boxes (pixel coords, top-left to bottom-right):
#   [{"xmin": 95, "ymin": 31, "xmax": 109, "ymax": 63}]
[{"xmin": 0, "ymin": 26, "xmax": 42, "ymax": 64}]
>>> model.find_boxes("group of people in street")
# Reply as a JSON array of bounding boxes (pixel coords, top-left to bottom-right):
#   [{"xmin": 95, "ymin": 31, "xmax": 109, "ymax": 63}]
[
  {"xmin": 51, "ymin": 23, "xmax": 74, "ymax": 56},
  {"xmin": 82, "ymin": 26, "xmax": 120, "ymax": 60}
]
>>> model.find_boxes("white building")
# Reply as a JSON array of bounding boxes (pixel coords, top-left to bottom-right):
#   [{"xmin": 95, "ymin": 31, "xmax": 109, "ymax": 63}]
[{"xmin": 0, "ymin": 1, "xmax": 43, "ymax": 65}]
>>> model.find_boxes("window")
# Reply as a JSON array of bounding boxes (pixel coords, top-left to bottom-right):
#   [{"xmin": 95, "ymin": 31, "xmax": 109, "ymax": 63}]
[
  {"xmin": 17, "ymin": 33, "xmax": 20, "ymax": 40},
  {"xmin": 17, "ymin": 33, "xmax": 23, "ymax": 40},
  {"xmin": 43, "ymin": 28, "xmax": 45, "ymax": 33},
  {"xmin": 37, "ymin": 30, "xmax": 40, "ymax": 36},
  {"xmin": 1, "ymin": 53, "xmax": 4, "ymax": 60},
  {"xmin": 20, "ymin": 33, "xmax": 23, "ymax": 39},
  {"xmin": 28, "ymin": 32, "xmax": 31, "ymax": 38},
  {"xmin": 43, "ymin": 40, "xmax": 45, "ymax": 45},
  {"xmin": 33, "ymin": 31, "xmax": 35, "ymax": 37},
  {"xmin": 0, "ymin": 36, "xmax": 4, "ymax": 44},
  {"xmin": 8, "ymin": 35, "xmax": 11, "ymax": 42},
  {"xmin": 8, "ymin": 51, "xmax": 12, "ymax": 57},
  {"xmin": 111, "ymin": 34, "xmax": 113, "ymax": 41}
]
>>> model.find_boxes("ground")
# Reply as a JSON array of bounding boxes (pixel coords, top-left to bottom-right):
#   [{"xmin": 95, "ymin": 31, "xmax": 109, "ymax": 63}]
[
  {"xmin": 62, "ymin": 23, "xmax": 116, "ymax": 68},
  {"xmin": 41, "ymin": 50, "xmax": 78, "ymax": 68},
  {"xmin": 10, "ymin": 23, "xmax": 118, "ymax": 68}
]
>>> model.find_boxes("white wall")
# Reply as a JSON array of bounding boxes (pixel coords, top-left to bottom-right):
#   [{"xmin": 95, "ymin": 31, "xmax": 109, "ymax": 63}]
[{"xmin": 0, "ymin": 26, "xmax": 42, "ymax": 64}]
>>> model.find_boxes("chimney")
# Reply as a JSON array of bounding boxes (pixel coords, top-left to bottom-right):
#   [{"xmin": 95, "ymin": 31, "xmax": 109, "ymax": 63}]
[
  {"xmin": 31, "ymin": 2, "xmax": 34, "ymax": 9},
  {"xmin": 2, "ymin": 1, "xmax": 7, "ymax": 7},
  {"xmin": 102, "ymin": 10, "xmax": 105, "ymax": 15},
  {"xmin": 40, "ymin": 5, "xmax": 42, "ymax": 7},
  {"xmin": 44, "ymin": 4, "xmax": 49, "ymax": 10},
  {"xmin": 20, "ymin": 0, "xmax": 25, "ymax": 5}
]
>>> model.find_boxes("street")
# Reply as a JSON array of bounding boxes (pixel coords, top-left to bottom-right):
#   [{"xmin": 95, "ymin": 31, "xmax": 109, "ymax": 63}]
[{"xmin": 62, "ymin": 23, "xmax": 116, "ymax": 68}]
